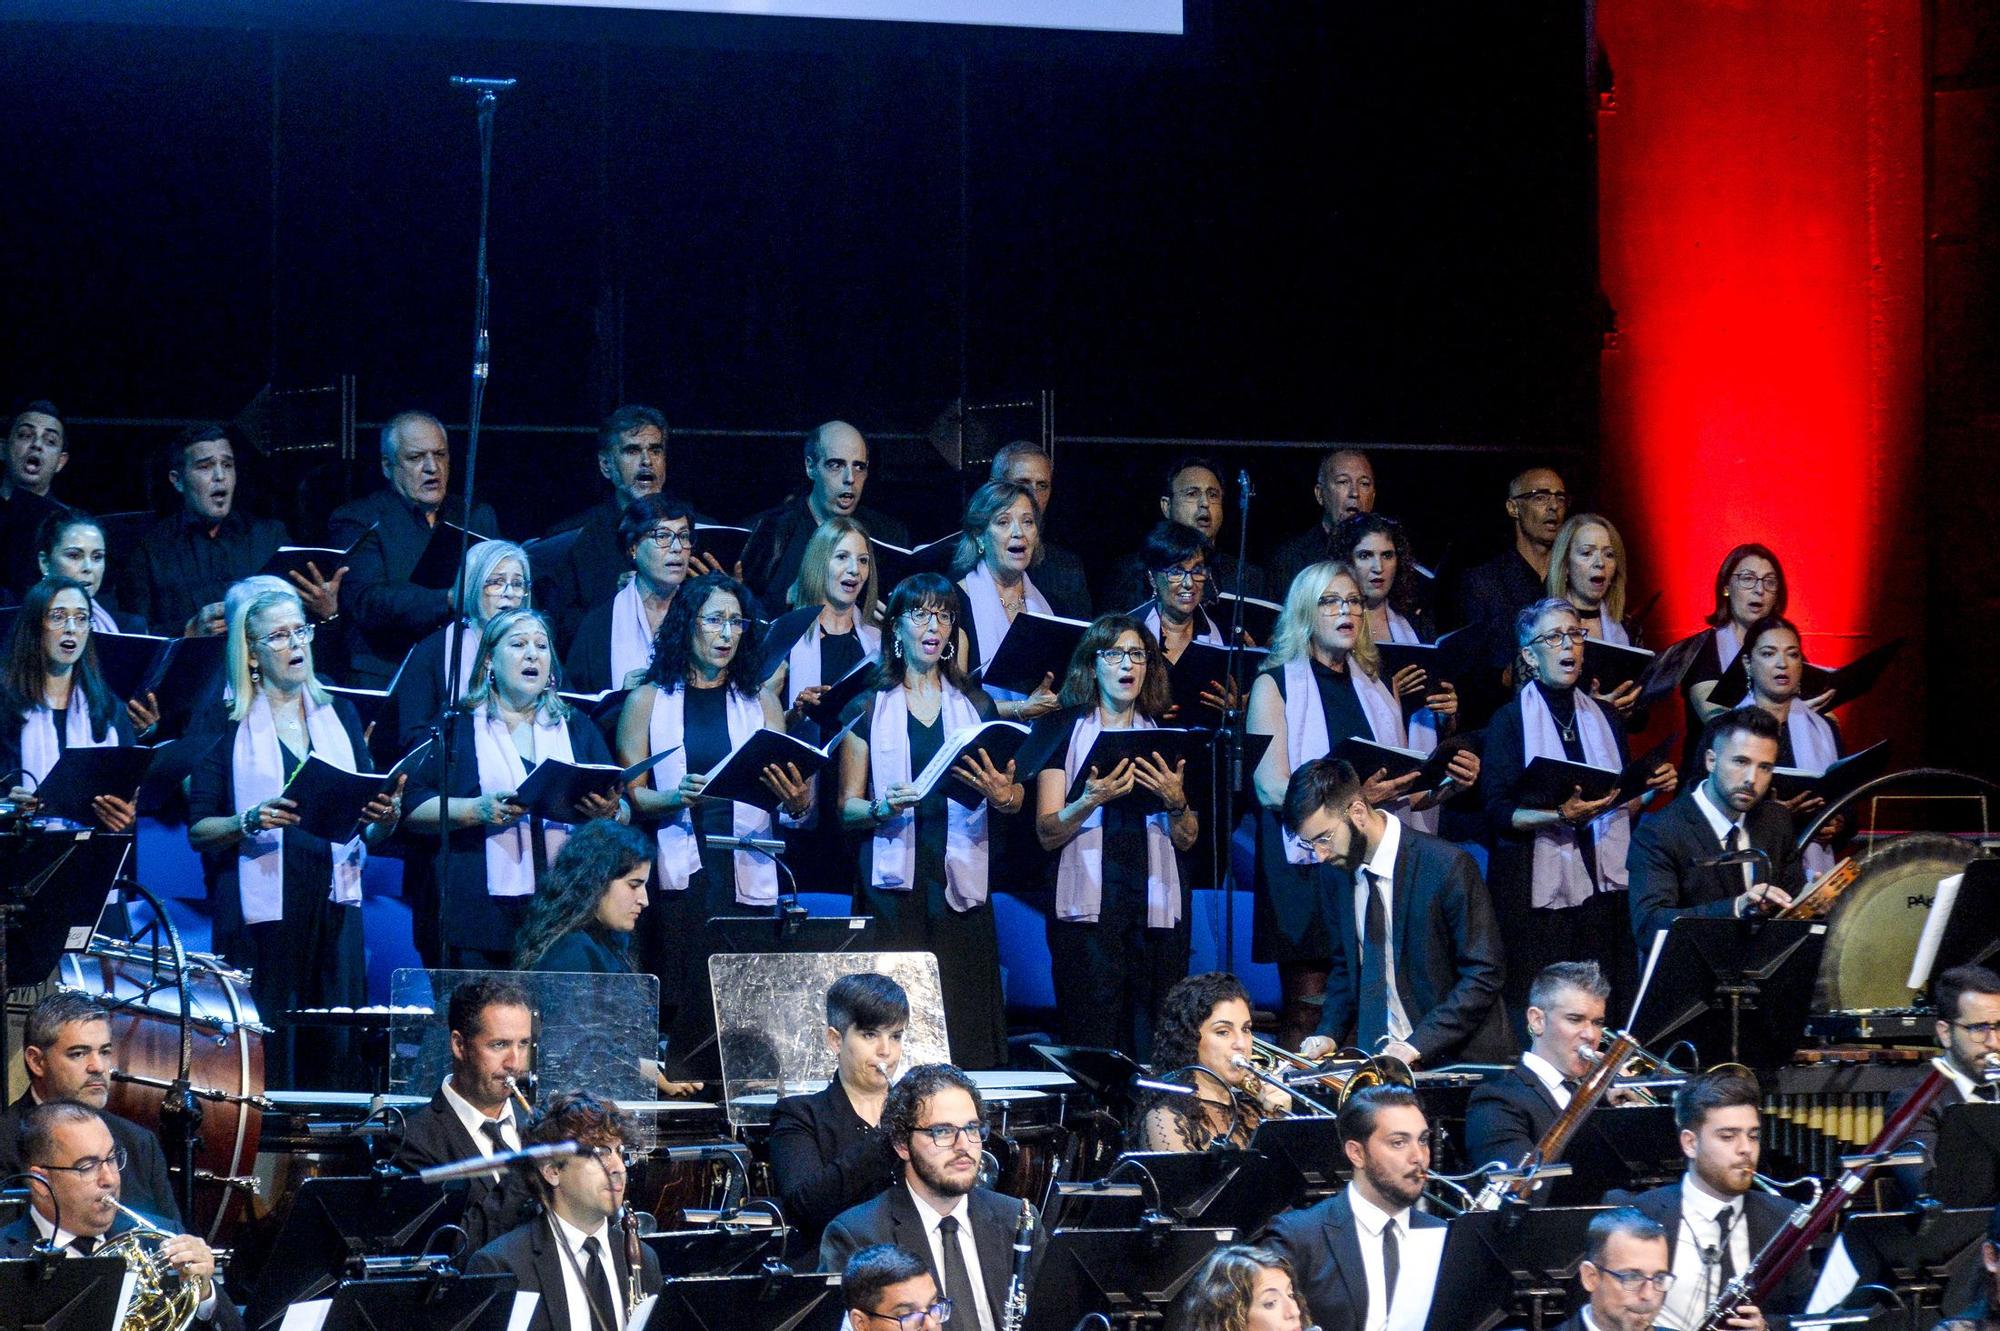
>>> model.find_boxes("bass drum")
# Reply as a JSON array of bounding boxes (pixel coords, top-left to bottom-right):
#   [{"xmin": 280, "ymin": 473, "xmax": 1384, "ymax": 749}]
[
  {"xmin": 1816, "ymin": 832, "xmax": 1981, "ymax": 1010},
  {"xmin": 59, "ymin": 942, "xmax": 266, "ymax": 1242}
]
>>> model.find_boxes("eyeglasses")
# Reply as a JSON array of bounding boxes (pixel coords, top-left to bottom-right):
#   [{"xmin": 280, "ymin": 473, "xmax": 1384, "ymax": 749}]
[
  {"xmin": 1530, "ymin": 628, "xmax": 1589, "ymax": 649},
  {"xmin": 697, "ymin": 615, "xmax": 750, "ymax": 635},
  {"xmin": 257, "ymin": 624, "xmax": 316, "ymax": 649},
  {"xmin": 1730, "ymin": 571, "xmax": 1782, "ymax": 593},
  {"xmin": 482, "ymin": 577, "xmax": 531, "ymax": 594},
  {"xmin": 913, "ymin": 1121, "xmax": 990, "ymax": 1147},
  {"xmin": 1317, "ymin": 595, "xmax": 1366, "ymax": 615},
  {"xmin": 1156, "ymin": 567, "xmax": 1208, "ymax": 585},
  {"xmin": 43, "ymin": 610, "xmax": 92, "ymax": 630},
  {"xmin": 1096, "ymin": 648, "xmax": 1148, "ymax": 666},
  {"xmin": 1950, "ymin": 1020, "xmax": 2000, "ymax": 1041},
  {"xmin": 1591, "ymin": 1266, "xmax": 1676, "ymax": 1293},
  {"xmin": 861, "ymin": 1299, "xmax": 953, "ymax": 1330},
  {"xmin": 1511, "ymin": 488, "xmax": 1569, "ymax": 506},
  {"xmin": 643, "ymin": 527, "xmax": 693, "ymax": 549},
  {"xmin": 902, "ymin": 609, "xmax": 956, "ymax": 627},
  {"xmin": 1293, "ymin": 829, "xmax": 1342, "ymax": 858},
  {"xmin": 40, "ymin": 1146, "xmax": 127, "ymax": 1178}
]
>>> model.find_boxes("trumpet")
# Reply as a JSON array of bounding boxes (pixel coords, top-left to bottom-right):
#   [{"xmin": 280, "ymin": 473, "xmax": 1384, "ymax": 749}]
[{"xmin": 1248, "ymin": 1037, "xmax": 1414, "ymax": 1112}]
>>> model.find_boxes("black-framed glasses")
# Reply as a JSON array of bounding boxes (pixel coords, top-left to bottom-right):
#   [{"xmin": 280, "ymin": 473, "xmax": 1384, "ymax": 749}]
[
  {"xmin": 1096, "ymin": 648, "xmax": 1148, "ymax": 666},
  {"xmin": 1950, "ymin": 1020, "xmax": 2000, "ymax": 1040},
  {"xmin": 643, "ymin": 527, "xmax": 693, "ymax": 549},
  {"xmin": 1511, "ymin": 488, "xmax": 1569, "ymax": 506},
  {"xmin": 1730, "ymin": 571, "xmax": 1782, "ymax": 593},
  {"xmin": 861, "ymin": 1299, "xmax": 953, "ymax": 1330},
  {"xmin": 41, "ymin": 1146, "xmax": 127, "ymax": 1178},
  {"xmin": 913, "ymin": 1121, "xmax": 990, "ymax": 1147},
  {"xmin": 1589, "ymin": 1265, "xmax": 1675, "ymax": 1293},
  {"xmin": 1156, "ymin": 566, "xmax": 1208, "ymax": 585},
  {"xmin": 903, "ymin": 608, "xmax": 956, "ymax": 627},
  {"xmin": 482, "ymin": 576, "xmax": 532, "ymax": 594},
  {"xmin": 1530, "ymin": 628, "xmax": 1589, "ymax": 649}
]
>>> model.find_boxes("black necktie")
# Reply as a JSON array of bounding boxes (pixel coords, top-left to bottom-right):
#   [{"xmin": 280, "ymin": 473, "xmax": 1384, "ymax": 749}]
[
  {"xmin": 1714, "ymin": 1207, "xmax": 1738, "ymax": 1284},
  {"xmin": 1381, "ymin": 1219, "xmax": 1400, "ymax": 1314},
  {"xmin": 1560, "ymin": 1075, "xmax": 1582, "ymax": 1095},
  {"xmin": 481, "ymin": 1119, "xmax": 511, "ymax": 1154},
  {"xmin": 579, "ymin": 1235, "xmax": 619, "ymax": 1331},
  {"xmin": 936, "ymin": 1214, "xmax": 984, "ymax": 1331},
  {"xmin": 1358, "ymin": 869, "xmax": 1391, "ymax": 1049},
  {"xmin": 69, "ymin": 1235, "xmax": 98, "ymax": 1256}
]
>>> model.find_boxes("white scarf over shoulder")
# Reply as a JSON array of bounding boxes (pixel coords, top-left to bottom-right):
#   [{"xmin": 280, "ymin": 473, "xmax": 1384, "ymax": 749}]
[
  {"xmin": 1520, "ymin": 684, "xmax": 1629, "ymax": 909},
  {"xmin": 609, "ymin": 580, "xmax": 659, "ymax": 689},
  {"xmin": 472, "ymin": 707, "xmax": 577, "ymax": 898},
  {"xmin": 233, "ymin": 690, "xmax": 365, "ymax": 926},
  {"xmin": 1055, "ymin": 709, "xmax": 1181, "ymax": 928},
  {"xmin": 22, "ymin": 692, "xmax": 113, "ymax": 788},
  {"xmin": 868, "ymin": 683, "xmax": 988, "ymax": 910},
  {"xmin": 959, "ymin": 563, "xmax": 1049, "ymax": 690},
  {"xmin": 1278, "ymin": 656, "xmax": 1441, "ymax": 847},
  {"xmin": 784, "ymin": 614, "xmax": 882, "ymax": 703},
  {"xmin": 1783, "ymin": 701, "xmax": 1840, "ymax": 878},
  {"xmin": 649, "ymin": 684, "xmax": 779, "ymax": 905}
]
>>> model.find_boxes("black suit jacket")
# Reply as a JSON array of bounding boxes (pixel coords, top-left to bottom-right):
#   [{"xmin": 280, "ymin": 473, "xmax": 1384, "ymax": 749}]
[
  {"xmin": 1033, "ymin": 541, "xmax": 1093, "ymax": 621},
  {"xmin": 767, "ymin": 1080, "xmax": 901, "ymax": 1249},
  {"xmin": 390, "ymin": 1087, "xmax": 539, "ymax": 1252},
  {"xmin": 819, "ymin": 1183, "xmax": 1043, "ymax": 1321},
  {"xmin": 0, "ymin": 1212, "xmax": 246, "ymax": 1330},
  {"xmin": 0, "ymin": 1093, "xmax": 181, "ymax": 1228},
  {"xmin": 1626, "ymin": 789, "xmax": 1805, "ymax": 949},
  {"xmin": 1462, "ymin": 1061, "xmax": 1562, "ymax": 1187},
  {"xmin": 1608, "ymin": 1181, "xmax": 1814, "ymax": 1318},
  {"xmin": 329, "ymin": 487, "xmax": 501, "ymax": 688},
  {"xmin": 1312, "ymin": 825, "xmax": 1513, "ymax": 1065},
  {"xmin": 1886, "ymin": 1068, "xmax": 1970, "ymax": 1203},
  {"xmin": 739, "ymin": 495, "xmax": 909, "ymax": 615},
  {"xmin": 467, "ymin": 1212, "xmax": 662, "ymax": 1331},
  {"xmin": 537, "ymin": 500, "xmax": 630, "ymax": 652},
  {"xmin": 1254, "ymin": 1188, "xmax": 1447, "ymax": 1331}
]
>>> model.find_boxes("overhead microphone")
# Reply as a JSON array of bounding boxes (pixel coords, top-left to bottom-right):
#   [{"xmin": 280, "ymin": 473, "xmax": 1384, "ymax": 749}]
[
  {"xmin": 1237, "ymin": 468, "xmax": 1256, "ymax": 505},
  {"xmin": 450, "ymin": 76, "xmax": 518, "ymax": 92}
]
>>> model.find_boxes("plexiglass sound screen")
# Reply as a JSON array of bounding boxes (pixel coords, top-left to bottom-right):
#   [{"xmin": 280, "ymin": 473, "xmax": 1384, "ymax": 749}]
[{"xmin": 456, "ymin": 0, "xmax": 1182, "ymax": 35}]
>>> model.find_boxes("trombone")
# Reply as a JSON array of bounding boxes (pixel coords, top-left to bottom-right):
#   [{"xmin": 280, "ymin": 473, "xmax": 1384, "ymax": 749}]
[
  {"xmin": 1585, "ymin": 1034, "xmax": 1751, "ymax": 1107},
  {"xmin": 1247, "ymin": 1036, "xmax": 1414, "ymax": 1113}
]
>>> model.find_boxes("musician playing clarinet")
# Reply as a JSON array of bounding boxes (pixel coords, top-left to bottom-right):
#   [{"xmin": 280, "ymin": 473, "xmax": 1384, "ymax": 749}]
[
  {"xmin": 1889, "ymin": 963, "xmax": 2000, "ymax": 1203},
  {"xmin": 1607, "ymin": 1070, "xmax": 1813, "ymax": 1331}
]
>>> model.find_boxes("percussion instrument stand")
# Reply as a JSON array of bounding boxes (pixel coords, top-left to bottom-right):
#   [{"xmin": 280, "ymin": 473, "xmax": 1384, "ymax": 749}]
[{"xmin": 116, "ymin": 875, "xmax": 202, "ymax": 1224}]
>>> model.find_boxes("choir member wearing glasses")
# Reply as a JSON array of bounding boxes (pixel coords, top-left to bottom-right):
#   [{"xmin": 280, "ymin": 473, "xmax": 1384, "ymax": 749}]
[
  {"xmin": 1481, "ymin": 598, "xmax": 1676, "ymax": 1030},
  {"xmin": 1131, "ymin": 971, "xmax": 1290, "ymax": 1153},
  {"xmin": 0, "ymin": 577, "xmax": 141, "ymax": 831},
  {"xmin": 187, "ymin": 587, "xmax": 402, "ymax": 1085},
  {"xmin": 1546, "ymin": 512, "xmax": 1645, "ymax": 719},
  {"xmin": 1673, "ymin": 544, "xmax": 1825, "ymax": 780},
  {"xmin": 1135, "ymin": 520, "xmax": 1241, "ymax": 724},
  {"xmin": 563, "ymin": 493, "xmax": 693, "ymax": 697},
  {"xmin": 838, "ymin": 574, "xmax": 1018, "ymax": 1069},
  {"xmin": 402, "ymin": 609, "xmax": 628, "ymax": 969},
  {"xmin": 1738, "ymin": 615, "xmax": 1847, "ymax": 879},
  {"xmin": 1248, "ymin": 561, "xmax": 1476, "ymax": 1048},
  {"xmin": 952, "ymin": 479, "xmax": 1062, "ymax": 722},
  {"xmin": 392, "ymin": 539, "xmax": 533, "ymax": 754},
  {"xmin": 617, "ymin": 572, "xmax": 814, "ymax": 1033},
  {"xmin": 1032, "ymin": 614, "xmax": 1197, "ymax": 1058}
]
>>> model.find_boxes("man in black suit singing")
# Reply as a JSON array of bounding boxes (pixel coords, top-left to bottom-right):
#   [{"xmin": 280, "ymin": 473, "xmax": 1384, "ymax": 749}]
[
  {"xmin": 819, "ymin": 1064, "xmax": 1044, "ymax": 1331},
  {"xmin": 1554, "ymin": 1207, "xmax": 1676, "ymax": 1331},
  {"xmin": 1607, "ymin": 1071, "xmax": 1810, "ymax": 1330},
  {"xmin": 1285, "ymin": 758, "xmax": 1512, "ymax": 1070},
  {"xmin": 0, "ymin": 1100, "xmax": 242, "ymax": 1329},
  {"xmin": 1463, "ymin": 960, "xmax": 1623, "ymax": 1204},
  {"xmin": 1887, "ymin": 962, "xmax": 2000, "ymax": 1202},
  {"xmin": 468, "ymin": 1090, "xmax": 662, "ymax": 1331},
  {"xmin": 0, "ymin": 990, "xmax": 180, "ymax": 1227},
  {"xmin": 1627, "ymin": 706, "xmax": 1804, "ymax": 954},
  {"xmin": 535, "ymin": 404, "xmax": 672, "ymax": 650},
  {"xmin": 329, "ymin": 409, "xmax": 502, "ymax": 687},
  {"xmin": 390, "ymin": 976, "xmax": 539, "ymax": 1250},
  {"xmin": 1256, "ymin": 1084, "xmax": 1446, "ymax": 1331}
]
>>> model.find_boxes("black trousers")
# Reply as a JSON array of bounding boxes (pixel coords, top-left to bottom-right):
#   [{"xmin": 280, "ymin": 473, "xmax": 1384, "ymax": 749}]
[{"xmin": 1047, "ymin": 912, "xmax": 1190, "ymax": 1063}]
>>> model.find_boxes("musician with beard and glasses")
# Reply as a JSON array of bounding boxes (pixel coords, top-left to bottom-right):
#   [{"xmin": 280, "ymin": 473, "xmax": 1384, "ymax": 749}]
[
  {"xmin": 1888, "ymin": 964, "xmax": 2000, "ymax": 1204},
  {"xmin": 537, "ymin": 404, "xmax": 673, "ymax": 650},
  {"xmin": 1559, "ymin": 1208, "xmax": 1676, "ymax": 1331},
  {"xmin": 1255, "ymin": 1085, "xmax": 1444, "ymax": 1331},
  {"xmin": 1607, "ymin": 1071, "xmax": 1811, "ymax": 1331},
  {"xmin": 819, "ymin": 1064, "xmax": 1045, "ymax": 1331}
]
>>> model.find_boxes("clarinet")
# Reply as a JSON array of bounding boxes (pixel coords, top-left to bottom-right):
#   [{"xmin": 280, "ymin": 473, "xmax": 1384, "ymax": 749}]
[
  {"xmin": 1000, "ymin": 1197, "xmax": 1035, "ymax": 1331},
  {"xmin": 621, "ymin": 1203, "xmax": 643, "ymax": 1322}
]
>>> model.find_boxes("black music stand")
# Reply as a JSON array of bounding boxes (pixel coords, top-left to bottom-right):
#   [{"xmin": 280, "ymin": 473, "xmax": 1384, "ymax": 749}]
[
  {"xmin": 1, "ymin": 825, "xmax": 133, "ymax": 1085},
  {"xmin": 0, "ymin": 1254, "xmax": 131, "ymax": 1331},
  {"xmin": 641, "ymin": 1226, "xmax": 788, "ymax": 1278},
  {"xmin": 1547, "ymin": 1105, "xmax": 1682, "ymax": 1202},
  {"xmin": 1051, "ymin": 1150, "xmax": 1298, "ymax": 1233},
  {"xmin": 1930, "ymin": 1104, "xmax": 2000, "ymax": 1209},
  {"xmin": 1423, "ymin": 1204, "xmax": 1606, "ymax": 1331},
  {"xmin": 1632, "ymin": 917, "xmax": 1826, "ymax": 1068},
  {"xmin": 244, "ymin": 1175, "xmax": 468, "ymax": 1330},
  {"xmin": 1835, "ymin": 1206, "xmax": 1993, "ymax": 1329},
  {"xmin": 1248, "ymin": 1116, "xmax": 1350, "ymax": 1196},
  {"xmin": 1023, "ymin": 1226, "xmax": 1235, "ymax": 1331},
  {"xmin": 318, "ymin": 1271, "xmax": 517, "ymax": 1331},
  {"xmin": 647, "ymin": 1270, "xmax": 845, "ymax": 1331}
]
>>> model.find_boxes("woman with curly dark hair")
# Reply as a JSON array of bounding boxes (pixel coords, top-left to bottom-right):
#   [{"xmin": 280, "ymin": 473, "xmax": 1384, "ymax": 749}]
[
  {"xmin": 514, "ymin": 818, "xmax": 656, "ymax": 971},
  {"xmin": 1131, "ymin": 972, "xmax": 1291, "ymax": 1152},
  {"xmin": 1031, "ymin": 613, "xmax": 1198, "ymax": 1057},
  {"xmin": 1332, "ymin": 511, "xmax": 1432, "ymax": 648},
  {"xmin": 1174, "ymin": 1244, "xmax": 1311, "ymax": 1331}
]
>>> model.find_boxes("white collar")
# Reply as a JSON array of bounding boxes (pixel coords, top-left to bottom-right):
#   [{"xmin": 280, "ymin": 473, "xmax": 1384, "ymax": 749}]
[
  {"xmin": 1691, "ymin": 781, "xmax": 1742, "ymax": 843},
  {"xmin": 1362, "ymin": 811, "xmax": 1402, "ymax": 883},
  {"xmin": 1935, "ymin": 1054, "xmax": 1983, "ymax": 1101},
  {"xmin": 549, "ymin": 1208, "xmax": 613, "ymax": 1256},
  {"xmin": 1345, "ymin": 1181, "xmax": 1409, "ymax": 1239},
  {"xmin": 440, "ymin": 1075, "xmax": 515, "ymax": 1144},
  {"xmin": 1679, "ymin": 1172, "xmax": 1742, "ymax": 1223},
  {"xmin": 28, "ymin": 1207, "xmax": 91, "ymax": 1251},
  {"xmin": 906, "ymin": 1181, "xmax": 971, "ymax": 1232},
  {"xmin": 1580, "ymin": 1309, "xmax": 1604, "ymax": 1331},
  {"xmin": 1521, "ymin": 1050, "xmax": 1569, "ymax": 1097}
]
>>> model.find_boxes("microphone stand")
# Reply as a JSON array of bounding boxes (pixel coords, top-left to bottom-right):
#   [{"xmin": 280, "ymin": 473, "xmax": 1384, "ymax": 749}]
[
  {"xmin": 435, "ymin": 74, "xmax": 513, "ymax": 926},
  {"xmin": 1214, "ymin": 470, "xmax": 1256, "ymax": 975}
]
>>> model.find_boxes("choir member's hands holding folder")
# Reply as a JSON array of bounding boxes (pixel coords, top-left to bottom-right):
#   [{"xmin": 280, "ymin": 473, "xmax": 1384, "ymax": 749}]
[
  {"xmin": 1062, "ymin": 727, "xmax": 1205, "ymax": 816},
  {"xmin": 1516, "ymin": 732, "xmax": 1677, "ymax": 823},
  {"xmin": 1331, "ymin": 733, "xmax": 1481, "ymax": 806},
  {"xmin": 274, "ymin": 757, "xmax": 408, "ymax": 843},
  {"xmin": 21, "ymin": 746, "xmax": 159, "ymax": 831},
  {"xmin": 509, "ymin": 750, "xmax": 673, "ymax": 823},
  {"xmin": 680, "ymin": 728, "xmax": 829, "ymax": 817}
]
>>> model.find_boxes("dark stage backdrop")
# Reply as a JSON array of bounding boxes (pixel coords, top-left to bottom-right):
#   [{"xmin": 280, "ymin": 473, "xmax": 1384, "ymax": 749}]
[{"xmin": 0, "ymin": 3, "xmax": 1599, "ymax": 594}]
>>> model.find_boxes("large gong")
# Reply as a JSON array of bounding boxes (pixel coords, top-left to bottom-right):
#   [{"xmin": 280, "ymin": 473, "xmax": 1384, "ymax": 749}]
[{"xmin": 1817, "ymin": 832, "xmax": 1981, "ymax": 1010}]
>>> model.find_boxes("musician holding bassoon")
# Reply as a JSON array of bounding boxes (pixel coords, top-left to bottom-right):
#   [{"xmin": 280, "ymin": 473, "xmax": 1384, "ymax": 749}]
[{"xmin": 1887, "ymin": 963, "xmax": 2000, "ymax": 1203}]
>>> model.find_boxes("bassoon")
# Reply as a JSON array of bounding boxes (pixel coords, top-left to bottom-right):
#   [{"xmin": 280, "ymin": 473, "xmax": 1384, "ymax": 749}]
[{"xmin": 1472, "ymin": 1030, "xmax": 1639, "ymax": 1209}]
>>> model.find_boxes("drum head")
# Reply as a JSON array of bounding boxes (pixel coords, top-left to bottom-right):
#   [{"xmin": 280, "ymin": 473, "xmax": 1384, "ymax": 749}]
[{"xmin": 1818, "ymin": 832, "xmax": 1979, "ymax": 1010}]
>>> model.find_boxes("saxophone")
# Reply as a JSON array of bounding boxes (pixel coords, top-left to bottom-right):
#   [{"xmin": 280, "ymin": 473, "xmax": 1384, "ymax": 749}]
[{"xmin": 999, "ymin": 1197, "xmax": 1035, "ymax": 1331}]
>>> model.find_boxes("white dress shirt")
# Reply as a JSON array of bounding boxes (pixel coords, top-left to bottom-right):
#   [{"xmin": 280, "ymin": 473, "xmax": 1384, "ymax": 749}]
[
  {"xmin": 1351, "ymin": 813, "xmax": 1413, "ymax": 1043},
  {"xmin": 1521, "ymin": 1050, "xmax": 1573, "ymax": 1111},
  {"xmin": 1656, "ymin": 1175, "xmax": 1752, "ymax": 1330},
  {"xmin": 1690, "ymin": 782, "xmax": 1754, "ymax": 896},
  {"xmin": 441, "ymin": 1076, "xmax": 520, "ymax": 1154},
  {"xmin": 906, "ymin": 1184, "xmax": 997, "ymax": 1331},
  {"xmin": 547, "ymin": 1211, "xmax": 627, "ymax": 1331},
  {"xmin": 1346, "ymin": 1183, "xmax": 1414, "ymax": 1331}
]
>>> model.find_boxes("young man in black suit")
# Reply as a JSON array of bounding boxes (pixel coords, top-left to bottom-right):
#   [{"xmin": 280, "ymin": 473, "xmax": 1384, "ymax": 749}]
[
  {"xmin": 1607, "ymin": 1071, "xmax": 1809, "ymax": 1331},
  {"xmin": 1285, "ymin": 758, "xmax": 1512, "ymax": 1069},
  {"xmin": 0, "ymin": 1100, "xmax": 241, "ymax": 1329},
  {"xmin": 0, "ymin": 991, "xmax": 181, "ymax": 1227},
  {"xmin": 739, "ymin": 421, "xmax": 908, "ymax": 612},
  {"xmin": 769, "ymin": 973, "xmax": 908, "ymax": 1251},
  {"xmin": 818, "ymin": 1064, "xmax": 1044, "ymax": 1331},
  {"xmin": 841, "ymin": 1244, "xmax": 949, "ymax": 1331},
  {"xmin": 1255, "ymin": 1084, "xmax": 1446, "ymax": 1331},
  {"xmin": 536, "ymin": 404, "xmax": 672, "ymax": 650},
  {"xmin": 1463, "ymin": 960, "xmax": 1618, "ymax": 1204},
  {"xmin": 390, "ymin": 976, "xmax": 539, "ymax": 1251},
  {"xmin": 1627, "ymin": 706, "xmax": 1804, "ymax": 954},
  {"xmin": 329, "ymin": 410, "xmax": 502, "ymax": 687},
  {"xmin": 1556, "ymin": 1207, "xmax": 1675, "ymax": 1331},
  {"xmin": 1888, "ymin": 963, "xmax": 2000, "ymax": 1202},
  {"xmin": 468, "ymin": 1090, "xmax": 661, "ymax": 1331}
]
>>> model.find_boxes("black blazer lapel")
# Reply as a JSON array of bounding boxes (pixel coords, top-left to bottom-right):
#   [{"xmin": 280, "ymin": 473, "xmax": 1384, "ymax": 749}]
[
  {"xmin": 971, "ymin": 1191, "xmax": 1017, "ymax": 1316},
  {"xmin": 530, "ymin": 1222, "xmax": 573, "ymax": 1331},
  {"xmin": 1390, "ymin": 832, "xmax": 1418, "ymax": 982},
  {"xmin": 1324, "ymin": 1193, "xmax": 1369, "ymax": 1319},
  {"xmin": 1513, "ymin": 1064, "xmax": 1563, "ymax": 1123}
]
